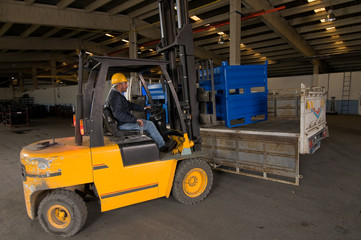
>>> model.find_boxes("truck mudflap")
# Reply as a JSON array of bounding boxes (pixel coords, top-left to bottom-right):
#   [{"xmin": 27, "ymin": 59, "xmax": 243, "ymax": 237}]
[{"xmin": 201, "ymin": 129, "xmax": 301, "ymax": 186}]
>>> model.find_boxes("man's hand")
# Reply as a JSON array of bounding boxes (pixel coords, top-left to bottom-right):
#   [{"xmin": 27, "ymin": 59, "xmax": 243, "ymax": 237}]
[{"xmin": 137, "ymin": 119, "xmax": 144, "ymax": 127}]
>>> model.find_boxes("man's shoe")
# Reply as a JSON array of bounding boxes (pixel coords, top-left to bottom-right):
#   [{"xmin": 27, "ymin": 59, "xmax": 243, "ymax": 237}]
[{"xmin": 160, "ymin": 139, "xmax": 177, "ymax": 152}]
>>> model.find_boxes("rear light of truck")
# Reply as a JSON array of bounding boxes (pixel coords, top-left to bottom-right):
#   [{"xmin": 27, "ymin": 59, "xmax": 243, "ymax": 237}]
[
  {"xmin": 309, "ymin": 139, "xmax": 313, "ymax": 149},
  {"xmin": 322, "ymin": 129, "xmax": 327, "ymax": 138}
]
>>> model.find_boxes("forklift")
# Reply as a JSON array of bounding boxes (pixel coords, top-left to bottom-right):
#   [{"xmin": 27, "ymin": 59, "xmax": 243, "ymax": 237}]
[{"xmin": 20, "ymin": 0, "xmax": 213, "ymax": 237}]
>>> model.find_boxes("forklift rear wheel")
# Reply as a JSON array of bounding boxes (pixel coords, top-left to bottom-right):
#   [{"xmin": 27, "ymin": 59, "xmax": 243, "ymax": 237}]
[
  {"xmin": 172, "ymin": 159, "xmax": 213, "ymax": 205},
  {"xmin": 38, "ymin": 189, "xmax": 87, "ymax": 237}
]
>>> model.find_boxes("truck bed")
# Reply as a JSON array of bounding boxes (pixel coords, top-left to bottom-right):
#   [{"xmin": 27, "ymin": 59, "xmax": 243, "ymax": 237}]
[
  {"xmin": 201, "ymin": 119, "xmax": 300, "ymax": 136},
  {"xmin": 200, "ymin": 120, "xmax": 301, "ymax": 186}
]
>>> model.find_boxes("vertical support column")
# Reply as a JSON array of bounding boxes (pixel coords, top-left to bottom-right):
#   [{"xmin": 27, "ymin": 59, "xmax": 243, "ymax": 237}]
[
  {"xmin": 32, "ymin": 65, "xmax": 38, "ymax": 90},
  {"xmin": 312, "ymin": 63, "xmax": 319, "ymax": 86},
  {"xmin": 51, "ymin": 59, "xmax": 57, "ymax": 87},
  {"xmin": 230, "ymin": 0, "xmax": 241, "ymax": 65},
  {"xmin": 9, "ymin": 76, "xmax": 14, "ymax": 99},
  {"xmin": 19, "ymin": 70, "xmax": 24, "ymax": 94},
  {"xmin": 129, "ymin": 18, "xmax": 137, "ymax": 60},
  {"xmin": 51, "ymin": 59, "xmax": 57, "ymax": 105},
  {"xmin": 129, "ymin": 17, "xmax": 139, "ymax": 96}
]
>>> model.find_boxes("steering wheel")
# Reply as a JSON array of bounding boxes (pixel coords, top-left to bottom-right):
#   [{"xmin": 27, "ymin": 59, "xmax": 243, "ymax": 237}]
[{"xmin": 146, "ymin": 103, "xmax": 163, "ymax": 115}]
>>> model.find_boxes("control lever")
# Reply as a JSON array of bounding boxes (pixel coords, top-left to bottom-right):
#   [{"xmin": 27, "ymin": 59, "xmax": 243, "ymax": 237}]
[{"xmin": 137, "ymin": 121, "xmax": 144, "ymax": 136}]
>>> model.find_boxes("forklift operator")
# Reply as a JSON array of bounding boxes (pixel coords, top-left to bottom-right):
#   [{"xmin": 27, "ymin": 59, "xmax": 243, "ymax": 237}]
[{"xmin": 106, "ymin": 73, "xmax": 165, "ymax": 149}]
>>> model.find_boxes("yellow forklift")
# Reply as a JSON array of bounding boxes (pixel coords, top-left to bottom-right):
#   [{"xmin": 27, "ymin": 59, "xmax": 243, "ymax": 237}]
[{"xmin": 20, "ymin": 0, "xmax": 212, "ymax": 237}]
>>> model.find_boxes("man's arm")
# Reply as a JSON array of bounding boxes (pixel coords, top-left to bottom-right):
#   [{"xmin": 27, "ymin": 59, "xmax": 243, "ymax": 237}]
[{"xmin": 130, "ymin": 102, "xmax": 144, "ymax": 112}]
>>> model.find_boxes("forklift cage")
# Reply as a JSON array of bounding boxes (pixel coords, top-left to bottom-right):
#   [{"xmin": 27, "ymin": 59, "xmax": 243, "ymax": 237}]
[{"xmin": 76, "ymin": 55, "xmax": 188, "ymax": 148}]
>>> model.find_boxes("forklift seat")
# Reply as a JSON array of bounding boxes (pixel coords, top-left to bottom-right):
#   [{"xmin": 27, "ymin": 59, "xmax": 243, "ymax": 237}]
[{"xmin": 103, "ymin": 107, "xmax": 141, "ymax": 138}]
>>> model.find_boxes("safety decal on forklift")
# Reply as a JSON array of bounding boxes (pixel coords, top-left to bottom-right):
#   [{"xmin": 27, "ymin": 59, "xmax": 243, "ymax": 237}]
[
  {"xmin": 93, "ymin": 164, "xmax": 109, "ymax": 170},
  {"xmin": 25, "ymin": 171, "xmax": 61, "ymax": 178},
  {"xmin": 100, "ymin": 183, "xmax": 158, "ymax": 199}
]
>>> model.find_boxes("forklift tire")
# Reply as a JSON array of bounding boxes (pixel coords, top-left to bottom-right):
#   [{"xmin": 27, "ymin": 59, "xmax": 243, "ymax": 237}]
[
  {"xmin": 172, "ymin": 158, "xmax": 213, "ymax": 205},
  {"xmin": 38, "ymin": 189, "xmax": 87, "ymax": 237}
]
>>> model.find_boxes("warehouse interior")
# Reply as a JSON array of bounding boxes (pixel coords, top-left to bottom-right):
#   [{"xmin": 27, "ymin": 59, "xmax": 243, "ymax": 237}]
[{"xmin": 0, "ymin": 0, "xmax": 360, "ymax": 239}]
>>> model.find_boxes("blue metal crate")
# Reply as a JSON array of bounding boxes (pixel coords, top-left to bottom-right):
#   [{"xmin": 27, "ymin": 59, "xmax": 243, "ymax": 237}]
[{"xmin": 199, "ymin": 61, "xmax": 268, "ymax": 127}]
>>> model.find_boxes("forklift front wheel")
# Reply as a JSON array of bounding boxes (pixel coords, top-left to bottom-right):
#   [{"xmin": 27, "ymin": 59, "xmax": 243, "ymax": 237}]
[
  {"xmin": 172, "ymin": 159, "xmax": 213, "ymax": 205},
  {"xmin": 38, "ymin": 189, "xmax": 87, "ymax": 237}
]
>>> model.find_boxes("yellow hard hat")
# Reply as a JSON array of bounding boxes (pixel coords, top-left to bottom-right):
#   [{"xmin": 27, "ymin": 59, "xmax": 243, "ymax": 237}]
[{"xmin": 111, "ymin": 73, "xmax": 127, "ymax": 84}]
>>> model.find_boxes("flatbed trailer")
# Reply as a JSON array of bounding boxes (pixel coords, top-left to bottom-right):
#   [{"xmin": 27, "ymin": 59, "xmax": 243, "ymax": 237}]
[{"xmin": 200, "ymin": 84, "xmax": 328, "ymax": 186}]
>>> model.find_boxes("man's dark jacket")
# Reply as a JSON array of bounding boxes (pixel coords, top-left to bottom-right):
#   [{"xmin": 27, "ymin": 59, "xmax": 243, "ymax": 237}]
[{"xmin": 105, "ymin": 89, "xmax": 143, "ymax": 126}]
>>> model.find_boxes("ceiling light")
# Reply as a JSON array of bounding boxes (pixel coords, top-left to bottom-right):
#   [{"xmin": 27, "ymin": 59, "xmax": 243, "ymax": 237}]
[
  {"xmin": 326, "ymin": 26, "xmax": 336, "ymax": 31},
  {"xmin": 335, "ymin": 41, "xmax": 343, "ymax": 44},
  {"xmin": 314, "ymin": 7, "xmax": 326, "ymax": 13},
  {"xmin": 149, "ymin": 49, "xmax": 154, "ymax": 52},
  {"xmin": 85, "ymin": 51, "xmax": 93, "ymax": 55},
  {"xmin": 331, "ymin": 35, "xmax": 340, "ymax": 38},
  {"xmin": 320, "ymin": 19, "xmax": 326, "ymax": 23},
  {"xmin": 217, "ymin": 32, "xmax": 225, "ymax": 36},
  {"xmin": 190, "ymin": 15, "xmax": 202, "ymax": 21},
  {"xmin": 240, "ymin": 43, "xmax": 245, "ymax": 47},
  {"xmin": 137, "ymin": 48, "xmax": 142, "ymax": 54},
  {"xmin": 121, "ymin": 39, "xmax": 129, "ymax": 43},
  {"xmin": 326, "ymin": 9, "xmax": 336, "ymax": 22},
  {"xmin": 105, "ymin": 33, "xmax": 115, "ymax": 38},
  {"xmin": 307, "ymin": 0, "xmax": 318, "ymax": 2},
  {"xmin": 218, "ymin": 35, "xmax": 225, "ymax": 44},
  {"xmin": 254, "ymin": 53, "xmax": 260, "ymax": 56}
]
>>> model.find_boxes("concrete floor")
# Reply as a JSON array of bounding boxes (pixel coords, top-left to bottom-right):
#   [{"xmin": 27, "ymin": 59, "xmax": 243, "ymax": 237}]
[{"xmin": 0, "ymin": 115, "xmax": 360, "ymax": 240}]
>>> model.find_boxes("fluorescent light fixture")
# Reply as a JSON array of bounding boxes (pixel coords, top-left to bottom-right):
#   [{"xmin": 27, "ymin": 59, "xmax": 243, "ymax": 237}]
[
  {"xmin": 254, "ymin": 53, "xmax": 260, "ymax": 56},
  {"xmin": 190, "ymin": 15, "xmax": 202, "ymax": 21},
  {"xmin": 240, "ymin": 43, "xmax": 245, "ymax": 47},
  {"xmin": 335, "ymin": 41, "xmax": 343, "ymax": 44},
  {"xmin": 326, "ymin": 26, "xmax": 336, "ymax": 31},
  {"xmin": 307, "ymin": 0, "xmax": 318, "ymax": 2},
  {"xmin": 320, "ymin": 19, "xmax": 326, "ymax": 23},
  {"xmin": 218, "ymin": 35, "xmax": 225, "ymax": 44},
  {"xmin": 217, "ymin": 32, "xmax": 225, "ymax": 36},
  {"xmin": 331, "ymin": 35, "xmax": 340, "ymax": 38},
  {"xmin": 85, "ymin": 51, "xmax": 93, "ymax": 55},
  {"xmin": 314, "ymin": 7, "xmax": 326, "ymax": 13},
  {"xmin": 149, "ymin": 49, "xmax": 154, "ymax": 52},
  {"xmin": 121, "ymin": 39, "xmax": 129, "ymax": 43},
  {"xmin": 326, "ymin": 9, "xmax": 336, "ymax": 22},
  {"xmin": 105, "ymin": 33, "xmax": 115, "ymax": 37}
]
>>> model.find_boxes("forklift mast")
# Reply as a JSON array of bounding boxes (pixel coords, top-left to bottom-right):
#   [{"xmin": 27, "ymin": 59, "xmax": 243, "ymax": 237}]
[{"xmin": 158, "ymin": 0, "xmax": 201, "ymax": 151}]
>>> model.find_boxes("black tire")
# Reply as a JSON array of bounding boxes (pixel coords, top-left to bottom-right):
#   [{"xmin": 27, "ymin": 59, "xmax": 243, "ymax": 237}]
[
  {"xmin": 172, "ymin": 158, "xmax": 213, "ymax": 205},
  {"xmin": 38, "ymin": 189, "xmax": 87, "ymax": 237}
]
